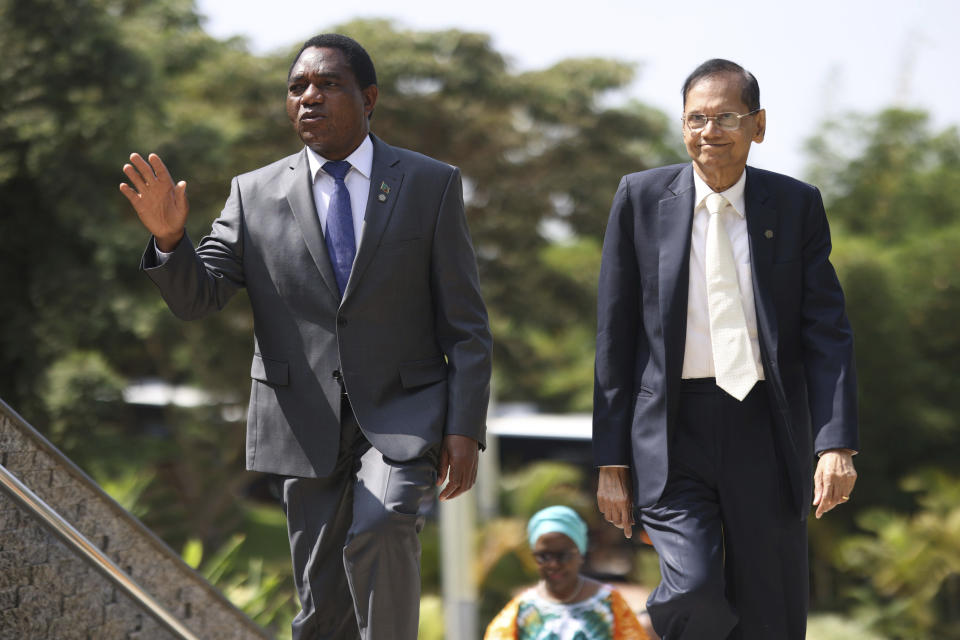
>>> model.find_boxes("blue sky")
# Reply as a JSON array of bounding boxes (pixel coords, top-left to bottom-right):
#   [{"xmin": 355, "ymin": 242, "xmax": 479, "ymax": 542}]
[{"xmin": 196, "ymin": 0, "xmax": 958, "ymax": 178}]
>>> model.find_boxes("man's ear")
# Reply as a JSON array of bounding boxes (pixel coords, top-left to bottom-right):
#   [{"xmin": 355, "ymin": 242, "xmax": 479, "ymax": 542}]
[
  {"xmin": 362, "ymin": 85, "xmax": 379, "ymax": 119},
  {"xmin": 752, "ymin": 108, "xmax": 766, "ymax": 143}
]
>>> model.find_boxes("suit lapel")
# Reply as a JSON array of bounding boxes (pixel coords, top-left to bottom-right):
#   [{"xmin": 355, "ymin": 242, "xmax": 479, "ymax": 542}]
[
  {"xmin": 343, "ymin": 134, "xmax": 405, "ymax": 300},
  {"xmin": 744, "ymin": 166, "xmax": 779, "ymax": 364},
  {"xmin": 285, "ymin": 150, "xmax": 340, "ymax": 299},
  {"xmin": 658, "ymin": 166, "xmax": 696, "ymax": 385}
]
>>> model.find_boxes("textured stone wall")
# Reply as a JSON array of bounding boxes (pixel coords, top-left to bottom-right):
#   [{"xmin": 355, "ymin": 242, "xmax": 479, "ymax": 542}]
[
  {"xmin": 0, "ymin": 401, "xmax": 271, "ymax": 640},
  {"xmin": 0, "ymin": 492, "xmax": 179, "ymax": 640}
]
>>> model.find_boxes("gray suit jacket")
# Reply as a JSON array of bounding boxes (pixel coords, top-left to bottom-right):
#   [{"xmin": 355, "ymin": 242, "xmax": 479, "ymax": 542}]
[
  {"xmin": 143, "ymin": 134, "xmax": 492, "ymax": 478},
  {"xmin": 593, "ymin": 164, "xmax": 857, "ymax": 517}
]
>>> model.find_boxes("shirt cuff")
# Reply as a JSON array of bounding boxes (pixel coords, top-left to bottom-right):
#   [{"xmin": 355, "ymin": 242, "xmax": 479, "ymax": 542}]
[
  {"xmin": 153, "ymin": 238, "xmax": 173, "ymax": 264},
  {"xmin": 817, "ymin": 448, "xmax": 858, "ymax": 457}
]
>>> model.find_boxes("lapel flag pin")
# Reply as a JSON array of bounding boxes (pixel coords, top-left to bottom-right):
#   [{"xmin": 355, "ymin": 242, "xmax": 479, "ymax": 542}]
[
  {"xmin": 764, "ymin": 229, "xmax": 774, "ymax": 239},
  {"xmin": 380, "ymin": 181, "xmax": 390, "ymax": 194}
]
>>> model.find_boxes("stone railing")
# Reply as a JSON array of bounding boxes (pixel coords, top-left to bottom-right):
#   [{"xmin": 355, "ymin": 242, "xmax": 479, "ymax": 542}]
[{"xmin": 0, "ymin": 398, "xmax": 271, "ymax": 640}]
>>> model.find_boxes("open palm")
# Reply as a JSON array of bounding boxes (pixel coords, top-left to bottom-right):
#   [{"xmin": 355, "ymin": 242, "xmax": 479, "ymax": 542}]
[{"xmin": 119, "ymin": 152, "xmax": 189, "ymax": 251}]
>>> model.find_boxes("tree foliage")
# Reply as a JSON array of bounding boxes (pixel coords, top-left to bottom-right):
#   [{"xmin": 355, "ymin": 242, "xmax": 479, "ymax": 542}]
[
  {"xmin": 0, "ymin": 0, "xmax": 297, "ymax": 561},
  {"xmin": 805, "ymin": 110, "xmax": 960, "ymax": 630},
  {"xmin": 184, "ymin": 533, "xmax": 298, "ymax": 633},
  {"xmin": 838, "ymin": 472, "xmax": 960, "ymax": 638},
  {"xmin": 806, "ymin": 109, "xmax": 960, "ymax": 511},
  {"xmin": 0, "ymin": 0, "xmax": 290, "ymax": 414}
]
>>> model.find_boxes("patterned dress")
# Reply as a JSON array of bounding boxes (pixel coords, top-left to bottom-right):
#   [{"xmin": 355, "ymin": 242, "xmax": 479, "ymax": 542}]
[{"xmin": 484, "ymin": 583, "xmax": 649, "ymax": 640}]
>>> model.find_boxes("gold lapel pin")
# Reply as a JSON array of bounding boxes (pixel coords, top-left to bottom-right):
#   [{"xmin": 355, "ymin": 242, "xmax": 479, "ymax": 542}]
[
  {"xmin": 377, "ymin": 182, "xmax": 390, "ymax": 202},
  {"xmin": 764, "ymin": 229, "xmax": 774, "ymax": 239}
]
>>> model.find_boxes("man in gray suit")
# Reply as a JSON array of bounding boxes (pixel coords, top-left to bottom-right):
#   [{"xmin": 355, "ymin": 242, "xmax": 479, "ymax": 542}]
[{"xmin": 120, "ymin": 34, "xmax": 492, "ymax": 640}]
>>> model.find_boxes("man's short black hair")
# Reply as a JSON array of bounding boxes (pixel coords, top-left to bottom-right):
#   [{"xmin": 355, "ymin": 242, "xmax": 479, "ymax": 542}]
[
  {"xmin": 288, "ymin": 33, "xmax": 377, "ymax": 88},
  {"xmin": 682, "ymin": 59, "xmax": 760, "ymax": 112}
]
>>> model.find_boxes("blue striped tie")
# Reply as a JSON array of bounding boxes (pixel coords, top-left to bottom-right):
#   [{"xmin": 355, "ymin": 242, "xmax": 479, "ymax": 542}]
[{"xmin": 323, "ymin": 160, "xmax": 356, "ymax": 298}]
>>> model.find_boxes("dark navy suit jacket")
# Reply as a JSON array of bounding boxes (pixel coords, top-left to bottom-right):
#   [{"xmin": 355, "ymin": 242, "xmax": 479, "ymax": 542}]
[{"xmin": 593, "ymin": 163, "xmax": 858, "ymax": 518}]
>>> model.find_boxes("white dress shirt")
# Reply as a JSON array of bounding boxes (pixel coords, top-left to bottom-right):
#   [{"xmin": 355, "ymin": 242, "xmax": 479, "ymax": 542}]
[
  {"xmin": 682, "ymin": 167, "xmax": 764, "ymax": 380},
  {"xmin": 305, "ymin": 135, "xmax": 373, "ymax": 249}
]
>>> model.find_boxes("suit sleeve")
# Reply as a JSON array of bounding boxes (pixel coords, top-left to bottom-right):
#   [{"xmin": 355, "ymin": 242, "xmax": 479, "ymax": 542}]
[
  {"xmin": 593, "ymin": 177, "xmax": 641, "ymax": 467},
  {"xmin": 140, "ymin": 177, "xmax": 246, "ymax": 320},
  {"xmin": 800, "ymin": 187, "xmax": 858, "ymax": 453},
  {"xmin": 430, "ymin": 167, "xmax": 493, "ymax": 446}
]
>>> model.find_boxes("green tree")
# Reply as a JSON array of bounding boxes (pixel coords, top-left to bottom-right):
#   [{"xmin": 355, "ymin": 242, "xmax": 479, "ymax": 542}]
[
  {"xmin": 838, "ymin": 472, "xmax": 960, "ymax": 638},
  {"xmin": 804, "ymin": 109, "xmax": 960, "ymax": 625},
  {"xmin": 0, "ymin": 0, "xmax": 291, "ymax": 554},
  {"xmin": 1, "ymin": 0, "xmax": 152, "ymax": 420},
  {"xmin": 806, "ymin": 109, "xmax": 960, "ymax": 512},
  {"xmin": 0, "ymin": 0, "xmax": 295, "ymax": 413}
]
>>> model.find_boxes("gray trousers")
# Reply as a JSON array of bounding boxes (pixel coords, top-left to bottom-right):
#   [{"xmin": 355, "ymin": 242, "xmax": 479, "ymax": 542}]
[{"xmin": 282, "ymin": 404, "xmax": 438, "ymax": 640}]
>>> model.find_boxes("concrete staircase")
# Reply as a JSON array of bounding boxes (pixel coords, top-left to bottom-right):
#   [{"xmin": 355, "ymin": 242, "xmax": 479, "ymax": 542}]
[{"xmin": 0, "ymin": 399, "xmax": 272, "ymax": 640}]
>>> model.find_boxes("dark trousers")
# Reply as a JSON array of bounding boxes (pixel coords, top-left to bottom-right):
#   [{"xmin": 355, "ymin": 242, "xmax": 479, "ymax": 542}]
[
  {"xmin": 281, "ymin": 402, "xmax": 438, "ymax": 640},
  {"xmin": 640, "ymin": 380, "xmax": 808, "ymax": 640}
]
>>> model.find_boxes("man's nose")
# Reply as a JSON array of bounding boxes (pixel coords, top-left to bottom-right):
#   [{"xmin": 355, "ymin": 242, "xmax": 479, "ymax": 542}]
[{"xmin": 302, "ymin": 83, "xmax": 323, "ymax": 104}]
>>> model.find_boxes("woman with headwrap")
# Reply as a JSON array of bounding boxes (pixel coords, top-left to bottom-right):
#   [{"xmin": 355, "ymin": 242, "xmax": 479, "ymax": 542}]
[{"xmin": 484, "ymin": 506, "xmax": 650, "ymax": 640}]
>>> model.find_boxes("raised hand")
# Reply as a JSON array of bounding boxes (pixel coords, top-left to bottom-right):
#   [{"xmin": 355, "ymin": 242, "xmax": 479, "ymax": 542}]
[{"xmin": 120, "ymin": 153, "xmax": 189, "ymax": 251}]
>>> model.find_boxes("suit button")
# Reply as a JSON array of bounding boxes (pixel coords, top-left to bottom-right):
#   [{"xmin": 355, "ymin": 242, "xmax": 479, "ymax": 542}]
[
  {"xmin": 337, "ymin": 317, "xmax": 347, "ymax": 327},
  {"xmin": 332, "ymin": 370, "xmax": 342, "ymax": 381}
]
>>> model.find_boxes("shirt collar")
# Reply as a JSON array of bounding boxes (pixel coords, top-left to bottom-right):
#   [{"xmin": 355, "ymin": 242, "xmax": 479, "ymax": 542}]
[
  {"xmin": 305, "ymin": 134, "xmax": 374, "ymax": 182},
  {"xmin": 692, "ymin": 165, "xmax": 747, "ymax": 218}
]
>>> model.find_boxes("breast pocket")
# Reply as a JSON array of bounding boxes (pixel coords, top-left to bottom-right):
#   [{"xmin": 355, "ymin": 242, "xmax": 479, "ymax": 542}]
[{"xmin": 379, "ymin": 212, "xmax": 422, "ymax": 246}]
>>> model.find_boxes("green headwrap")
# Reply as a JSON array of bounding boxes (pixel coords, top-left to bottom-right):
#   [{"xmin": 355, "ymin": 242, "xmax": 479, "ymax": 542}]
[{"xmin": 527, "ymin": 505, "xmax": 588, "ymax": 554}]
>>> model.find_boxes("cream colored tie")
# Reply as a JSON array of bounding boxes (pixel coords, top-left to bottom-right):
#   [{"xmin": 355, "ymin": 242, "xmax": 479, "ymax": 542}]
[{"xmin": 704, "ymin": 192, "xmax": 759, "ymax": 400}]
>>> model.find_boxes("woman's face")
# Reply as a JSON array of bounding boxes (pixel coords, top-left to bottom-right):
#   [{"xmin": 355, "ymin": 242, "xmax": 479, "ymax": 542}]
[{"xmin": 532, "ymin": 532, "xmax": 583, "ymax": 596}]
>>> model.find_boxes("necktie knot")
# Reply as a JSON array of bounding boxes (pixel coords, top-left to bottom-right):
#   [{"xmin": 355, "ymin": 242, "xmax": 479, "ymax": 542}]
[
  {"xmin": 323, "ymin": 160, "xmax": 351, "ymax": 182},
  {"xmin": 705, "ymin": 192, "xmax": 728, "ymax": 215}
]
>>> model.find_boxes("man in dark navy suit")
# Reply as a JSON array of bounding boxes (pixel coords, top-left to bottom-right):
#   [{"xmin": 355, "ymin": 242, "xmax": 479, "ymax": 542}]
[{"xmin": 593, "ymin": 59, "xmax": 858, "ymax": 639}]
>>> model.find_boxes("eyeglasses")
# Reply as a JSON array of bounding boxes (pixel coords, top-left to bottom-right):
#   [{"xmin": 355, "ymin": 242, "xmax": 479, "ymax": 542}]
[
  {"xmin": 682, "ymin": 108, "xmax": 761, "ymax": 131},
  {"xmin": 532, "ymin": 550, "xmax": 578, "ymax": 565}
]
